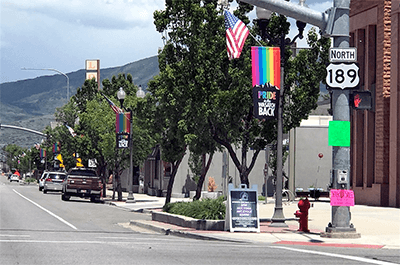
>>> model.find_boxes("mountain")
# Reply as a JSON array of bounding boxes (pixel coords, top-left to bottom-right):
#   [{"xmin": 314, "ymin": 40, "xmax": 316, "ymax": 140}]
[{"xmin": 0, "ymin": 56, "xmax": 159, "ymax": 149}]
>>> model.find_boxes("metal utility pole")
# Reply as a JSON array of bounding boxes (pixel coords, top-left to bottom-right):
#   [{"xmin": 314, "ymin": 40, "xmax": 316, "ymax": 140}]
[
  {"xmin": 321, "ymin": 0, "xmax": 359, "ymax": 238},
  {"xmin": 240, "ymin": 0, "xmax": 360, "ymax": 237}
]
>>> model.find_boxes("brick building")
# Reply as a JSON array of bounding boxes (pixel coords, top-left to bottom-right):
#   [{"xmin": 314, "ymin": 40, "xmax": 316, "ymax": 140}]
[{"xmin": 350, "ymin": 0, "xmax": 400, "ymax": 207}]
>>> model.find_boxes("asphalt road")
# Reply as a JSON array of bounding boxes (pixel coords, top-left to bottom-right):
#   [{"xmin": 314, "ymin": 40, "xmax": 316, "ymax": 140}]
[{"xmin": 1, "ymin": 176, "xmax": 399, "ymax": 265}]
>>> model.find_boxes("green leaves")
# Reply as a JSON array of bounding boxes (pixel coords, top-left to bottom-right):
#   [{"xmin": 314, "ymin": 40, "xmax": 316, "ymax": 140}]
[
  {"xmin": 164, "ymin": 196, "xmax": 226, "ymax": 220},
  {"xmin": 151, "ymin": 0, "xmax": 330, "ymax": 187}
]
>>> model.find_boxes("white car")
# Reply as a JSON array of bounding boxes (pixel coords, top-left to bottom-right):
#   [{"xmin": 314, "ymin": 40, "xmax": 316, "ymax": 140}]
[
  {"xmin": 43, "ymin": 171, "xmax": 67, "ymax": 194},
  {"xmin": 38, "ymin": 171, "xmax": 48, "ymax": 191},
  {"xmin": 10, "ymin": 174, "xmax": 20, "ymax": 182}
]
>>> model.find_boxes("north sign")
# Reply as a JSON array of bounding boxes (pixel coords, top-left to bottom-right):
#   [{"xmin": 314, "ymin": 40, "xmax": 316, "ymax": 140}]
[{"xmin": 329, "ymin": 48, "xmax": 357, "ymax": 62}]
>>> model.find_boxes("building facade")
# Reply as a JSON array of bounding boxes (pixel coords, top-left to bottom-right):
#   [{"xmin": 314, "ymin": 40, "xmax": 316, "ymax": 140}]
[{"xmin": 350, "ymin": 0, "xmax": 400, "ymax": 207}]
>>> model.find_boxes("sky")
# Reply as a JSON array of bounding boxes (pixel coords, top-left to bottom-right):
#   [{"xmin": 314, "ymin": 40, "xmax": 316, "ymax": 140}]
[{"xmin": 0, "ymin": 0, "xmax": 332, "ymax": 84}]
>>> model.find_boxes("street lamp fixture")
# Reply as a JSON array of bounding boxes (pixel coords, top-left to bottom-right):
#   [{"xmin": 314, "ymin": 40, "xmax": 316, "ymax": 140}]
[
  {"xmin": 117, "ymin": 87, "xmax": 135, "ymax": 203},
  {"xmin": 136, "ymin": 85, "xmax": 145, "ymax": 98},
  {"xmin": 117, "ymin": 87, "xmax": 126, "ymax": 106},
  {"xmin": 256, "ymin": 2, "xmax": 307, "ymax": 228}
]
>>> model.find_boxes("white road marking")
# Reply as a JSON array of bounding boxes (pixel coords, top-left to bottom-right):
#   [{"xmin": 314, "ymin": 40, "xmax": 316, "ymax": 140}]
[
  {"xmin": 270, "ymin": 245, "xmax": 397, "ymax": 265},
  {"xmin": 13, "ymin": 189, "xmax": 77, "ymax": 230},
  {"xmin": 0, "ymin": 235, "xmax": 30, "ymax": 237}
]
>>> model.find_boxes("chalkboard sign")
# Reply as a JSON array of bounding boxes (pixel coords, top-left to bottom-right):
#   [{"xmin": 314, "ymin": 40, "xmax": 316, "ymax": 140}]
[{"xmin": 226, "ymin": 184, "xmax": 260, "ymax": 232}]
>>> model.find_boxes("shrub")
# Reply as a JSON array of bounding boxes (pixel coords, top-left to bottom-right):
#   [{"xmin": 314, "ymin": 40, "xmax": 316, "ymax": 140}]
[
  {"xmin": 163, "ymin": 196, "xmax": 226, "ymax": 220},
  {"xmin": 24, "ymin": 177, "xmax": 37, "ymax": 183}
]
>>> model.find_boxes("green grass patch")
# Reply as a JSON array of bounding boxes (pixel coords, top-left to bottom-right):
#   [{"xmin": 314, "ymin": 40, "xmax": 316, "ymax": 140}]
[{"xmin": 163, "ymin": 196, "xmax": 226, "ymax": 220}]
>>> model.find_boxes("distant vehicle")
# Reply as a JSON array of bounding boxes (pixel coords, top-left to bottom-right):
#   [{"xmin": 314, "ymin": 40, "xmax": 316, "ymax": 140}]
[
  {"xmin": 43, "ymin": 171, "xmax": 67, "ymax": 194},
  {"xmin": 38, "ymin": 171, "xmax": 48, "ymax": 191},
  {"xmin": 9, "ymin": 174, "xmax": 20, "ymax": 182},
  {"xmin": 61, "ymin": 168, "xmax": 103, "ymax": 202}
]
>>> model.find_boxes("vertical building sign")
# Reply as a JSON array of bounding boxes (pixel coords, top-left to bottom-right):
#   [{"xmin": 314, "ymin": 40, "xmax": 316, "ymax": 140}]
[{"xmin": 85, "ymin": 59, "xmax": 100, "ymax": 90}]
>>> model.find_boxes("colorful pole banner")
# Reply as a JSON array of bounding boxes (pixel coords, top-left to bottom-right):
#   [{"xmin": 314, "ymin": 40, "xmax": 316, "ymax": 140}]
[
  {"xmin": 116, "ymin": 112, "xmax": 131, "ymax": 134},
  {"xmin": 40, "ymin": 149, "xmax": 46, "ymax": 159},
  {"xmin": 116, "ymin": 133, "xmax": 130, "ymax": 149},
  {"xmin": 252, "ymin": 84, "xmax": 280, "ymax": 120},
  {"xmin": 251, "ymin": 46, "xmax": 281, "ymax": 88},
  {"xmin": 53, "ymin": 142, "xmax": 61, "ymax": 153}
]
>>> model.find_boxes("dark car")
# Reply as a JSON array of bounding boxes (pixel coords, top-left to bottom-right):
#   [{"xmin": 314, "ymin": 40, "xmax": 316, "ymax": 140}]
[{"xmin": 61, "ymin": 168, "xmax": 102, "ymax": 202}]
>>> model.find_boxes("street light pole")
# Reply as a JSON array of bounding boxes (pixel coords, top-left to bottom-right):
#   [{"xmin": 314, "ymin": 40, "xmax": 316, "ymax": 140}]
[
  {"xmin": 256, "ymin": 4, "xmax": 306, "ymax": 227},
  {"xmin": 243, "ymin": 0, "xmax": 359, "ymax": 238},
  {"xmin": 117, "ymin": 87, "xmax": 135, "ymax": 203},
  {"xmin": 21, "ymin": 68, "xmax": 69, "ymax": 103}
]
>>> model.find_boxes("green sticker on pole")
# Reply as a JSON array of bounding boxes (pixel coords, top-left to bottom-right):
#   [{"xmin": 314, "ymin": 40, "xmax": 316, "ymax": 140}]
[{"xmin": 329, "ymin": 120, "xmax": 350, "ymax": 147}]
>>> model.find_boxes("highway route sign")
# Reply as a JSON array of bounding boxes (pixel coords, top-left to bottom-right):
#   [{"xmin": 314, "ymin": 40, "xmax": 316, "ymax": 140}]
[{"xmin": 326, "ymin": 63, "xmax": 359, "ymax": 89}]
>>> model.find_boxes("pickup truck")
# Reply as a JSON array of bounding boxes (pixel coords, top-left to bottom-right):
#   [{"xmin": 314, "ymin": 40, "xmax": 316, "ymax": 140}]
[{"xmin": 61, "ymin": 167, "xmax": 103, "ymax": 202}]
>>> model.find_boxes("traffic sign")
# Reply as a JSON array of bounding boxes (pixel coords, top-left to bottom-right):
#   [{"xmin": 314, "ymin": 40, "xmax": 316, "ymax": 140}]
[
  {"xmin": 329, "ymin": 48, "xmax": 357, "ymax": 62},
  {"xmin": 326, "ymin": 63, "xmax": 359, "ymax": 89}
]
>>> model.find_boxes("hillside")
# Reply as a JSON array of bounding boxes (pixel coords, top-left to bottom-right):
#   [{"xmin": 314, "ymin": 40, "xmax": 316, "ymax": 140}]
[{"xmin": 0, "ymin": 56, "xmax": 159, "ymax": 149}]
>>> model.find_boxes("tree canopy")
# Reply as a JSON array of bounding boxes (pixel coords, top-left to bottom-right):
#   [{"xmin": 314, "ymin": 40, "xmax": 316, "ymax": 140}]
[{"xmin": 150, "ymin": 0, "xmax": 330, "ymax": 199}]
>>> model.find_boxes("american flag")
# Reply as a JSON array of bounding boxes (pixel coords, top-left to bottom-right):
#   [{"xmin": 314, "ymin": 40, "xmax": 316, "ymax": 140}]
[
  {"xmin": 101, "ymin": 92, "xmax": 123, "ymax": 114},
  {"xmin": 224, "ymin": 10, "xmax": 249, "ymax": 59},
  {"xmin": 65, "ymin": 124, "xmax": 77, "ymax": 137}
]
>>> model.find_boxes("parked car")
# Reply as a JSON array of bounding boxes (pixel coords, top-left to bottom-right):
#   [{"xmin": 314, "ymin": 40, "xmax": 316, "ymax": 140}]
[
  {"xmin": 38, "ymin": 171, "xmax": 48, "ymax": 191},
  {"xmin": 43, "ymin": 171, "xmax": 67, "ymax": 194},
  {"xmin": 61, "ymin": 167, "xmax": 102, "ymax": 202},
  {"xmin": 9, "ymin": 174, "xmax": 20, "ymax": 182}
]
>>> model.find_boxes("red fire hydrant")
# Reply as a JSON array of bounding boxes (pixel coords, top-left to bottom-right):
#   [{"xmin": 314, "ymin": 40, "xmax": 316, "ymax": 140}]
[{"xmin": 294, "ymin": 197, "xmax": 310, "ymax": 233}]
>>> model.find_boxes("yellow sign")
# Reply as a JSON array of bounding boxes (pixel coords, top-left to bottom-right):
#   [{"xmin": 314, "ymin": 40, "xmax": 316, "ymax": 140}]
[
  {"xmin": 56, "ymin": 154, "xmax": 63, "ymax": 163},
  {"xmin": 76, "ymin": 158, "xmax": 83, "ymax": 167}
]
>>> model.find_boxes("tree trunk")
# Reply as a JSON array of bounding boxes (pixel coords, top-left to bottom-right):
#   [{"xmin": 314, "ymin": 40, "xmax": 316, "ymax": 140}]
[
  {"xmin": 164, "ymin": 147, "xmax": 186, "ymax": 206},
  {"xmin": 115, "ymin": 172, "xmax": 123, "ymax": 201},
  {"xmin": 194, "ymin": 153, "xmax": 214, "ymax": 200}
]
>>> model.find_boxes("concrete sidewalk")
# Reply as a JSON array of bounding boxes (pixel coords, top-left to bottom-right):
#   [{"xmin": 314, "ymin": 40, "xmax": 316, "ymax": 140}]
[{"xmin": 104, "ymin": 192, "xmax": 400, "ymax": 249}]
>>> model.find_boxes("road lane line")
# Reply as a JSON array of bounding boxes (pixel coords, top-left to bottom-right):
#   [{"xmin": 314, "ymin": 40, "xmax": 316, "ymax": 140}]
[
  {"xmin": 270, "ymin": 245, "xmax": 397, "ymax": 265},
  {"xmin": 13, "ymin": 189, "xmax": 77, "ymax": 230},
  {"xmin": 0, "ymin": 235, "xmax": 30, "ymax": 237}
]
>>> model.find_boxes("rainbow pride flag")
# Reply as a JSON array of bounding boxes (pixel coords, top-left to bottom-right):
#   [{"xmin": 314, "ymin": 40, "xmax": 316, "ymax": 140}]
[
  {"xmin": 116, "ymin": 112, "xmax": 131, "ymax": 134},
  {"xmin": 53, "ymin": 142, "xmax": 60, "ymax": 153},
  {"xmin": 40, "ymin": 149, "xmax": 46, "ymax": 159},
  {"xmin": 251, "ymin": 46, "xmax": 281, "ymax": 88}
]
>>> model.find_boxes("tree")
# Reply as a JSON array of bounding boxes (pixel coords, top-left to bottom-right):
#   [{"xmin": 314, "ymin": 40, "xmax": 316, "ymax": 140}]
[
  {"xmin": 101, "ymin": 73, "xmax": 156, "ymax": 200},
  {"xmin": 152, "ymin": 0, "xmax": 330, "ymax": 192},
  {"xmin": 151, "ymin": 0, "xmax": 231, "ymax": 204},
  {"xmin": 45, "ymin": 74, "xmax": 155, "ymax": 201}
]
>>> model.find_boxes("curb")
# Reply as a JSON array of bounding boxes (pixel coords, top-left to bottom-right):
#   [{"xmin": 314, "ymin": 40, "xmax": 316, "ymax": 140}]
[
  {"xmin": 129, "ymin": 220, "xmax": 248, "ymax": 243},
  {"xmin": 151, "ymin": 211, "xmax": 225, "ymax": 231}
]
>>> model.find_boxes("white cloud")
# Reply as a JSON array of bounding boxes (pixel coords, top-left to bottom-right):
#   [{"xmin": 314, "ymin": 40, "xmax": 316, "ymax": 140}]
[
  {"xmin": 0, "ymin": 0, "xmax": 166, "ymax": 83},
  {"xmin": 308, "ymin": 1, "xmax": 333, "ymax": 13},
  {"xmin": 2, "ymin": 0, "xmax": 165, "ymax": 29}
]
